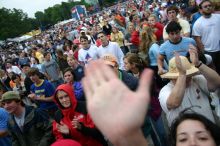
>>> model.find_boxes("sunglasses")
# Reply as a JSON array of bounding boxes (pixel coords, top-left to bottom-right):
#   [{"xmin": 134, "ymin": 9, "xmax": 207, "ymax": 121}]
[{"xmin": 203, "ymin": 4, "xmax": 212, "ymax": 9}]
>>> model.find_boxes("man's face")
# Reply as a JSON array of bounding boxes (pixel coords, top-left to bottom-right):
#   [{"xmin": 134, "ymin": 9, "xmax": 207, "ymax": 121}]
[
  {"xmin": 6, "ymin": 63, "xmax": 12, "ymax": 69},
  {"xmin": 45, "ymin": 53, "xmax": 51, "ymax": 61},
  {"xmin": 168, "ymin": 31, "xmax": 181, "ymax": 43},
  {"xmin": 80, "ymin": 38, "xmax": 89, "ymax": 49},
  {"xmin": 22, "ymin": 66, "xmax": 30, "ymax": 75},
  {"xmin": 201, "ymin": 1, "xmax": 213, "ymax": 16},
  {"xmin": 2, "ymin": 100, "xmax": 19, "ymax": 114},
  {"xmin": 167, "ymin": 10, "xmax": 177, "ymax": 21},
  {"xmin": 97, "ymin": 33, "xmax": 108, "ymax": 45},
  {"xmin": 30, "ymin": 74, "xmax": 39, "ymax": 83}
]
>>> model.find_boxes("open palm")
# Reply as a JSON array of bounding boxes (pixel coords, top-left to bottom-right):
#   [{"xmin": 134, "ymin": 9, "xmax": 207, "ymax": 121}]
[{"xmin": 82, "ymin": 60, "xmax": 153, "ymax": 143}]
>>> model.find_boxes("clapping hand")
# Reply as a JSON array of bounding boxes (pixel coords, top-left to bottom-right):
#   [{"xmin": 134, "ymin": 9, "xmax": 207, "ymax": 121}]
[{"xmin": 57, "ymin": 122, "xmax": 70, "ymax": 135}]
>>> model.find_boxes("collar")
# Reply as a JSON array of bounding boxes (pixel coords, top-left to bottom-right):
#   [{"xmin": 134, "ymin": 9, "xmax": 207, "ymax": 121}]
[{"xmin": 169, "ymin": 37, "xmax": 182, "ymax": 44}]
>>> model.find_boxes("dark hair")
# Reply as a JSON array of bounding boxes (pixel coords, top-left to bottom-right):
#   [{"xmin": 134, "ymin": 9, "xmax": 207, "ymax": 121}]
[
  {"xmin": 80, "ymin": 35, "xmax": 89, "ymax": 41},
  {"xmin": 27, "ymin": 67, "xmax": 41, "ymax": 77},
  {"xmin": 170, "ymin": 113, "xmax": 220, "ymax": 146},
  {"xmin": 167, "ymin": 5, "xmax": 179, "ymax": 14},
  {"xmin": 43, "ymin": 51, "xmax": 50, "ymax": 57},
  {"xmin": 11, "ymin": 74, "xmax": 21, "ymax": 82},
  {"xmin": 166, "ymin": 21, "xmax": 182, "ymax": 34},
  {"xmin": 63, "ymin": 67, "xmax": 75, "ymax": 83},
  {"xmin": 199, "ymin": 0, "xmax": 212, "ymax": 9},
  {"xmin": 33, "ymin": 57, "xmax": 40, "ymax": 64},
  {"xmin": 97, "ymin": 31, "xmax": 107, "ymax": 36}
]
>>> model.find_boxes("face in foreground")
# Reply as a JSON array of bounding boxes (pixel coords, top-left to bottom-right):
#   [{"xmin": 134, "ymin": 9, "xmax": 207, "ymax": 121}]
[
  {"xmin": 176, "ymin": 119, "xmax": 216, "ymax": 146},
  {"xmin": 56, "ymin": 90, "xmax": 71, "ymax": 108},
  {"xmin": 2, "ymin": 100, "xmax": 19, "ymax": 114}
]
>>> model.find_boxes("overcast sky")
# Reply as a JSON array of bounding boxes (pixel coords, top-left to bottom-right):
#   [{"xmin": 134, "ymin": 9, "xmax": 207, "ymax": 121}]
[{"xmin": 1, "ymin": 0, "xmax": 68, "ymax": 18}]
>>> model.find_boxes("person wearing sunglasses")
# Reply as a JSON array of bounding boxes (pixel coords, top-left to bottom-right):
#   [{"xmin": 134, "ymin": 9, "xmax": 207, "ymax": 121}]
[{"xmin": 192, "ymin": 0, "xmax": 220, "ymax": 75}]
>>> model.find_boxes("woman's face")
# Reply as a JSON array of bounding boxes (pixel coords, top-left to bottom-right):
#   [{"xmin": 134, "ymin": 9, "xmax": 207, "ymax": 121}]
[
  {"xmin": 123, "ymin": 58, "xmax": 132, "ymax": 71},
  {"xmin": 176, "ymin": 119, "xmax": 216, "ymax": 146},
  {"xmin": 148, "ymin": 17, "xmax": 156, "ymax": 26},
  {"xmin": 67, "ymin": 57, "xmax": 77, "ymax": 68},
  {"xmin": 64, "ymin": 71, "xmax": 74, "ymax": 84},
  {"xmin": 56, "ymin": 90, "xmax": 71, "ymax": 108}
]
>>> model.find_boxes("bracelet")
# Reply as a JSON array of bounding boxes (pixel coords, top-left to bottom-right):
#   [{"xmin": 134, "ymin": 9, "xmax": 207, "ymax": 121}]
[{"xmin": 195, "ymin": 61, "xmax": 203, "ymax": 68}]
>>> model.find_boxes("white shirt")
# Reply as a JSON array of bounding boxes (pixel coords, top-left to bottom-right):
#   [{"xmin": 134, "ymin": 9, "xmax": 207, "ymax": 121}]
[
  {"xmin": 78, "ymin": 44, "xmax": 100, "ymax": 65},
  {"xmin": 192, "ymin": 14, "xmax": 220, "ymax": 52},
  {"xmin": 159, "ymin": 75, "xmax": 215, "ymax": 126},
  {"xmin": 97, "ymin": 41, "xmax": 125, "ymax": 70},
  {"xmin": 6, "ymin": 66, "xmax": 22, "ymax": 75}
]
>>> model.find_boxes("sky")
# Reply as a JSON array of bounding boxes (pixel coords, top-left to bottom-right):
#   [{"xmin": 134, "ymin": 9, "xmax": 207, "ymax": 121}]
[{"xmin": 1, "ymin": 0, "xmax": 69, "ymax": 18}]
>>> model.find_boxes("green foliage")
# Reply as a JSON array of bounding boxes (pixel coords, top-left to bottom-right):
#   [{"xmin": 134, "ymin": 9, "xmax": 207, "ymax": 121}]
[{"xmin": 0, "ymin": 8, "xmax": 38, "ymax": 40}]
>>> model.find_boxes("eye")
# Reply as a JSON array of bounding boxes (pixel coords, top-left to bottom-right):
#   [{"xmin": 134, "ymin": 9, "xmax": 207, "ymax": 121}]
[{"xmin": 178, "ymin": 138, "xmax": 187, "ymax": 142}]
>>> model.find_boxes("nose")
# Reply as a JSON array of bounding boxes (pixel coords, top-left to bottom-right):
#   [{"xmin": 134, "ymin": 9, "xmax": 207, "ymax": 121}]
[{"xmin": 188, "ymin": 137, "xmax": 197, "ymax": 146}]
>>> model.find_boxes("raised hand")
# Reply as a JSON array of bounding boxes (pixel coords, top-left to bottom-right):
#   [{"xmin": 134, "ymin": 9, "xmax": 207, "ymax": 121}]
[
  {"xmin": 174, "ymin": 52, "xmax": 186, "ymax": 75},
  {"xmin": 189, "ymin": 44, "xmax": 200, "ymax": 66},
  {"xmin": 82, "ymin": 60, "xmax": 153, "ymax": 144}
]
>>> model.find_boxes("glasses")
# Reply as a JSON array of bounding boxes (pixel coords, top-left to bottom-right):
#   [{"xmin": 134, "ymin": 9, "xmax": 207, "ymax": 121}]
[{"xmin": 202, "ymin": 4, "xmax": 212, "ymax": 9}]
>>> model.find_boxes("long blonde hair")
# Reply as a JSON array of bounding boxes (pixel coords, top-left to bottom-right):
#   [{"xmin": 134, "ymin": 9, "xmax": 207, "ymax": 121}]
[{"xmin": 139, "ymin": 26, "xmax": 156, "ymax": 53}]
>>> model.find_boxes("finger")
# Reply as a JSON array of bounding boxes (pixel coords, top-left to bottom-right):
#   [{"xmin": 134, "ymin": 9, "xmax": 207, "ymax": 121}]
[{"xmin": 137, "ymin": 69, "xmax": 153, "ymax": 99}]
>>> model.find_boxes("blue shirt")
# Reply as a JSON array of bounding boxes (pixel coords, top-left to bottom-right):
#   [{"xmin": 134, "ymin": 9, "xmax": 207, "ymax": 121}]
[
  {"xmin": 31, "ymin": 80, "xmax": 57, "ymax": 110},
  {"xmin": 0, "ymin": 108, "xmax": 12, "ymax": 146},
  {"xmin": 149, "ymin": 43, "xmax": 160, "ymax": 66},
  {"xmin": 159, "ymin": 37, "xmax": 196, "ymax": 61}
]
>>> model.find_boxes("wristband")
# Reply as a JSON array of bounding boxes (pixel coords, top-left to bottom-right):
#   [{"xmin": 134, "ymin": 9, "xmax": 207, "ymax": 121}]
[{"xmin": 195, "ymin": 61, "xmax": 202, "ymax": 68}]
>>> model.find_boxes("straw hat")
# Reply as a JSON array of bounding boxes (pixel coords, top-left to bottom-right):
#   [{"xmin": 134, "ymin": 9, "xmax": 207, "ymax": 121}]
[{"xmin": 161, "ymin": 56, "xmax": 199, "ymax": 79}]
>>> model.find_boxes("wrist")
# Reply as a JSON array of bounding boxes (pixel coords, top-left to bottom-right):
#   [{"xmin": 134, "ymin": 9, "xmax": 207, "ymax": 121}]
[
  {"xmin": 113, "ymin": 130, "xmax": 147, "ymax": 146},
  {"xmin": 195, "ymin": 61, "xmax": 202, "ymax": 68}
]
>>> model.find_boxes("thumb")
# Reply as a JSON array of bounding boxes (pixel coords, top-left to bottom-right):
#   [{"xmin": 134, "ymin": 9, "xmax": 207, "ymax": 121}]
[{"xmin": 137, "ymin": 69, "xmax": 153, "ymax": 98}]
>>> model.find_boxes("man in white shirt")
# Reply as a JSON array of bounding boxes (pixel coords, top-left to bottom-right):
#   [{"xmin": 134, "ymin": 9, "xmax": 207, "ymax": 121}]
[
  {"xmin": 97, "ymin": 32, "xmax": 125, "ymax": 70},
  {"xmin": 5, "ymin": 61, "xmax": 21, "ymax": 75},
  {"xmin": 78, "ymin": 35, "xmax": 100, "ymax": 65},
  {"xmin": 192, "ymin": 0, "xmax": 220, "ymax": 74}
]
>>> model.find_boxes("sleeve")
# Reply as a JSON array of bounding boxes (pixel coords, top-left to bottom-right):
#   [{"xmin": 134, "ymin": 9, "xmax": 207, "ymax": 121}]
[
  {"xmin": 116, "ymin": 43, "xmax": 125, "ymax": 70},
  {"xmin": 52, "ymin": 121, "xmax": 64, "ymax": 140},
  {"xmin": 163, "ymin": 25, "xmax": 169, "ymax": 40},
  {"xmin": 45, "ymin": 81, "xmax": 55, "ymax": 97},
  {"xmin": 159, "ymin": 44, "xmax": 166, "ymax": 56},
  {"xmin": 35, "ymin": 109, "xmax": 54, "ymax": 146},
  {"xmin": 192, "ymin": 20, "xmax": 201, "ymax": 36},
  {"xmin": 181, "ymin": 20, "xmax": 190, "ymax": 34},
  {"xmin": 151, "ymin": 44, "xmax": 160, "ymax": 59},
  {"xmin": 0, "ymin": 108, "xmax": 9, "ymax": 131},
  {"xmin": 159, "ymin": 84, "xmax": 172, "ymax": 113},
  {"xmin": 73, "ymin": 82, "xmax": 84, "ymax": 100},
  {"xmin": 41, "ymin": 64, "xmax": 47, "ymax": 74},
  {"xmin": 78, "ymin": 49, "xmax": 83, "ymax": 62},
  {"xmin": 79, "ymin": 115, "xmax": 106, "ymax": 144}
]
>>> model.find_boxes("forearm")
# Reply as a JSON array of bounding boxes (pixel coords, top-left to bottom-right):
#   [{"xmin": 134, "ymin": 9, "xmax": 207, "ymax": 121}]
[
  {"xmin": 36, "ymin": 96, "xmax": 54, "ymax": 102},
  {"xmin": 167, "ymin": 75, "xmax": 186, "ymax": 109},
  {"xmin": 157, "ymin": 55, "xmax": 164, "ymax": 70},
  {"xmin": 113, "ymin": 130, "xmax": 148, "ymax": 146},
  {"xmin": 194, "ymin": 36, "xmax": 204, "ymax": 52},
  {"xmin": 198, "ymin": 63, "xmax": 220, "ymax": 90}
]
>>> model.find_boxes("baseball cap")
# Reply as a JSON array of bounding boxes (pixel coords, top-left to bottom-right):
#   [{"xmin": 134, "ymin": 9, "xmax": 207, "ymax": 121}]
[{"xmin": 1, "ymin": 91, "xmax": 21, "ymax": 102}]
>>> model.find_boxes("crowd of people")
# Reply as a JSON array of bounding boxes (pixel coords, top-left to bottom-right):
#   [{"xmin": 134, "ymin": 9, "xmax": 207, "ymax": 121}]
[{"xmin": 0, "ymin": 0, "xmax": 220, "ymax": 146}]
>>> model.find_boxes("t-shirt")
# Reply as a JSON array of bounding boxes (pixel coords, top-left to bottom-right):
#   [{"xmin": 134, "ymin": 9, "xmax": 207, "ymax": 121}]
[
  {"xmin": 6, "ymin": 66, "xmax": 21, "ymax": 75},
  {"xmin": 42, "ymin": 59, "xmax": 60, "ymax": 81},
  {"xmin": 0, "ymin": 108, "xmax": 12, "ymax": 146},
  {"xmin": 149, "ymin": 43, "xmax": 160, "ymax": 66},
  {"xmin": 192, "ymin": 14, "xmax": 220, "ymax": 52},
  {"xmin": 78, "ymin": 45, "xmax": 100, "ymax": 65},
  {"xmin": 30, "ymin": 80, "xmax": 56, "ymax": 110},
  {"xmin": 163, "ymin": 18, "xmax": 191, "ymax": 40},
  {"xmin": 98, "ymin": 41, "xmax": 125, "ymax": 70},
  {"xmin": 159, "ymin": 37, "xmax": 196, "ymax": 61},
  {"xmin": 159, "ymin": 75, "xmax": 215, "ymax": 126}
]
